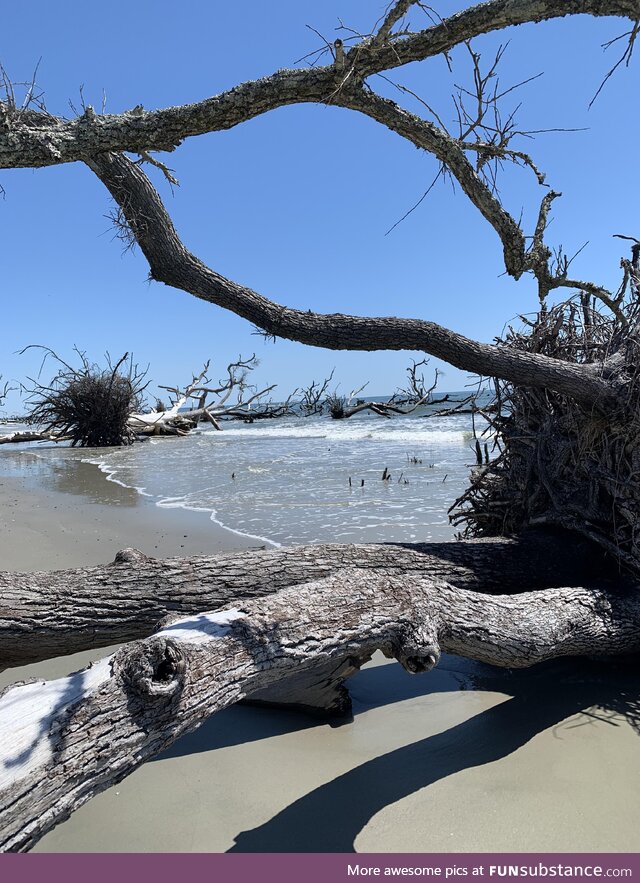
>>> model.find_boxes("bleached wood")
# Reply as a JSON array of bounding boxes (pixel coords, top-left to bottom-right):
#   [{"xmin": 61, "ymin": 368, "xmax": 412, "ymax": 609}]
[
  {"xmin": 0, "ymin": 570, "xmax": 638, "ymax": 852},
  {"xmin": 0, "ymin": 534, "xmax": 610, "ymax": 671}
]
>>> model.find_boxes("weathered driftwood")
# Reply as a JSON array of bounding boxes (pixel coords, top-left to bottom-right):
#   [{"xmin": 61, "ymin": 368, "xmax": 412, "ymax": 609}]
[
  {"xmin": 1, "ymin": 569, "xmax": 638, "ymax": 853},
  {"xmin": 330, "ymin": 392, "xmax": 433, "ymax": 420},
  {"xmin": 0, "ymin": 430, "xmax": 70, "ymax": 445},
  {"xmin": 5, "ymin": 357, "xmax": 290, "ymax": 445},
  {"xmin": 135, "ymin": 356, "xmax": 291, "ymax": 434},
  {"xmin": 0, "ymin": 533, "xmax": 613, "ymax": 672}
]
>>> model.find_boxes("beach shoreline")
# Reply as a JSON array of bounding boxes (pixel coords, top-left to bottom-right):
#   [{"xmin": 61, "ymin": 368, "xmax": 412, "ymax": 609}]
[
  {"xmin": 0, "ymin": 448, "xmax": 260, "ymax": 572},
  {"xmin": 0, "ymin": 448, "xmax": 639, "ymax": 853}
]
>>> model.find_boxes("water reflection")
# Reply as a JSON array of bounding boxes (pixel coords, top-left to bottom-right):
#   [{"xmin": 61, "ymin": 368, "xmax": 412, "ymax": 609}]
[{"xmin": 0, "ymin": 449, "xmax": 139, "ymax": 507}]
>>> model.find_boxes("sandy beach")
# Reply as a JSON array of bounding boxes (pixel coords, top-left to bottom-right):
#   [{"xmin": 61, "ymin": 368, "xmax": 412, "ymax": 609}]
[{"xmin": 0, "ymin": 450, "xmax": 639, "ymax": 853}]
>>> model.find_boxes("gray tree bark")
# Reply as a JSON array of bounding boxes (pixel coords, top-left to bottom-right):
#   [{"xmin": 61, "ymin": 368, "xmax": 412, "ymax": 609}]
[
  {"xmin": 0, "ymin": 0, "xmax": 636, "ymax": 170},
  {"xmin": 85, "ymin": 151, "xmax": 620, "ymax": 410},
  {"xmin": 0, "ymin": 566, "xmax": 638, "ymax": 853},
  {"xmin": 1, "ymin": 1, "xmax": 634, "ymax": 407},
  {"xmin": 0, "ymin": 533, "xmax": 612, "ymax": 671}
]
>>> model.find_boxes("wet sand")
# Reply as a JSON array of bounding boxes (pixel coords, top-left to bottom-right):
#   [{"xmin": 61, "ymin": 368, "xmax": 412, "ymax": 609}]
[
  {"xmin": 0, "ymin": 449, "xmax": 258, "ymax": 570},
  {"xmin": 0, "ymin": 449, "xmax": 639, "ymax": 852}
]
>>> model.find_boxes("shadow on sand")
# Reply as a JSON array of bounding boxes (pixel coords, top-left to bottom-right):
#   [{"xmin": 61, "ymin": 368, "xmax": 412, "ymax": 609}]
[{"xmin": 155, "ymin": 653, "xmax": 639, "ymax": 852}]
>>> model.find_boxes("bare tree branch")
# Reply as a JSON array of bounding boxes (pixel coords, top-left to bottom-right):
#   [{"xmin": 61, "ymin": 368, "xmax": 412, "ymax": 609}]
[
  {"xmin": 340, "ymin": 87, "xmax": 528, "ymax": 277},
  {"xmin": 84, "ymin": 151, "xmax": 619, "ymax": 409},
  {"xmin": 0, "ymin": 1, "xmax": 637, "ymax": 170},
  {"xmin": 0, "ymin": 375, "xmax": 11, "ymax": 407},
  {"xmin": 129, "ymin": 356, "xmax": 285, "ymax": 432},
  {"xmin": 589, "ymin": 18, "xmax": 640, "ymax": 106},
  {"xmin": 372, "ymin": 0, "xmax": 423, "ymax": 47},
  {"xmin": 298, "ymin": 369, "xmax": 335, "ymax": 415}
]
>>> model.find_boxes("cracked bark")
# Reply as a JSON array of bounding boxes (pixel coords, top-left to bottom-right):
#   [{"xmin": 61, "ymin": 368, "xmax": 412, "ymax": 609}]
[
  {"xmin": 0, "ymin": 568, "xmax": 638, "ymax": 852},
  {"xmin": 0, "ymin": 0, "xmax": 636, "ymax": 170},
  {"xmin": 0, "ymin": 533, "xmax": 611, "ymax": 672},
  {"xmin": 0, "ymin": 1, "xmax": 632, "ymax": 407},
  {"xmin": 0, "ymin": 0, "xmax": 638, "ymax": 852}
]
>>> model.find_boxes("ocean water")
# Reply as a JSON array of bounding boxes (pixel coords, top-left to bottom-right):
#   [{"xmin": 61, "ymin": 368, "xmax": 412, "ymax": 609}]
[{"xmin": 1, "ymin": 398, "xmax": 489, "ymax": 547}]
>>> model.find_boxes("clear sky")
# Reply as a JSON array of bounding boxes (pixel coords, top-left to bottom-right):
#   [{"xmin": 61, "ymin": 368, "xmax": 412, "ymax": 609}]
[{"xmin": 1, "ymin": 1, "xmax": 638, "ymax": 414}]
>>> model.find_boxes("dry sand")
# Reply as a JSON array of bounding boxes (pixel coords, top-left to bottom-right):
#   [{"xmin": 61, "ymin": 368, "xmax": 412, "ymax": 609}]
[{"xmin": 0, "ymin": 448, "xmax": 638, "ymax": 853}]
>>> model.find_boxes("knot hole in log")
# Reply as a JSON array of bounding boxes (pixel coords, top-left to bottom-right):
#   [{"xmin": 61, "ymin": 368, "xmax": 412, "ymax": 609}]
[
  {"xmin": 116, "ymin": 637, "xmax": 186, "ymax": 702},
  {"xmin": 388, "ymin": 620, "xmax": 441, "ymax": 675}
]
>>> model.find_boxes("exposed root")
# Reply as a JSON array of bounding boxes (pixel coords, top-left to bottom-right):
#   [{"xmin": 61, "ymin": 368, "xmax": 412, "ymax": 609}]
[{"xmin": 451, "ymin": 265, "xmax": 640, "ymax": 574}]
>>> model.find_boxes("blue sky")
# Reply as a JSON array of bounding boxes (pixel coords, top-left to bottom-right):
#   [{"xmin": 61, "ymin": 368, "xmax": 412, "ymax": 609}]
[{"xmin": 1, "ymin": 1, "xmax": 638, "ymax": 413}]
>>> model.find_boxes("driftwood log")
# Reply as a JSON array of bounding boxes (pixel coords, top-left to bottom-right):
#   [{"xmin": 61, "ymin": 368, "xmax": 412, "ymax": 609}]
[
  {"xmin": 0, "ymin": 431, "xmax": 69, "ymax": 446},
  {"xmin": 0, "ymin": 530, "xmax": 634, "ymax": 851},
  {"xmin": 1, "ymin": 562, "xmax": 639, "ymax": 853},
  {"xmin": 0, "ymin": 533, "xmax": 612, "ymax": 671}
]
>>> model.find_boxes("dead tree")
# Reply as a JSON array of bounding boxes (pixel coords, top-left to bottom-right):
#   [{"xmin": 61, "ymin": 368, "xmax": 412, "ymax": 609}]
[
  {"xmin": 391, "ymin": 360, "xmax": 475, "ymax": 414},
  {"xmin": 144, "ymin": 355, "xmax": 288, "ymax": 430},
  {"xmin": 0, "ymin": 377, "xmax": 9, "ymax": 408},
  {"xmin": 392, "ymin": 359, "xmax": 436, "ymax": 405},
  {"xmin": 22, "ymin": 348, "xmax": 148, "ymax": 447},
  {"xmin": 126, "ymin": 361, "xmax": 212, "ymax": 436},
  {"xmin": 298, "ymin": 369, "xmax": 335, "ymax": 415},
  {"xmin": 0, "ymin": 429, "xmax": 70, "ymax": 445},
  {"xmin": 325, "ymin": 363, "xmax": 456, "ymax": 419},
  {"xmin": 5, "ymin": 356, "xmax": 288, "ymax": 443},
  {"xmin": 1, "ymin": 546, "xmax": 637, "ymax": 852},
  {"xmin": 325, "ymin": 380, "xmax": 368, "ymax": 419},
  {"xmin": 327, "ymin": 392, "xmax": 433, "ymax": 419},
  {"xmin": 2, "ymin": 0, "xmax": 640, "ymax": 849}
]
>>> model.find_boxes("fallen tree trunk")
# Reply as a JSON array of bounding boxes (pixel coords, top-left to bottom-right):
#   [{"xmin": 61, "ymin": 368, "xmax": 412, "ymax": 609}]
[
  {"xmin": 0, "ymin": 430, "xmax": 70, "ymax": 445},
  {"xmin": 331, "ymin": 392, "xmax": 434, "ymax": 420},
  {"xmin": 1, "ymin": 568, "xmax": 639, "ymax": 853},
  {"xmin": 0, "ymin": 532, "xmax": 614, "ymax": 671}
]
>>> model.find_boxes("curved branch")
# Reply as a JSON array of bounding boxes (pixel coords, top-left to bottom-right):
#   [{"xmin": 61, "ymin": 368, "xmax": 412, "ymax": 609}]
[
  {"xmin": 0, "ymin": 0, "xmax": 637, "ymax": 170},
  {"xmin": 0, "ymin": 68, "xmax": 334, "ymax": 170},
  {"xmin": 554, "ymin": 277, "xmax": 629, "ymax": 326},
  {"xmin": 86, "ymin": 151, "xmax": 619, "ymax": 408},
  {"xmin": 338, "ymin": 88, "xmax": 526, "ymax": 277},
  {"xmin": 372, "ymin": 0, "xmax": 423, "ymax": 47},
  {"xmin": 352, "ymin": 0, "xmax": 640, "ymax": 74}
]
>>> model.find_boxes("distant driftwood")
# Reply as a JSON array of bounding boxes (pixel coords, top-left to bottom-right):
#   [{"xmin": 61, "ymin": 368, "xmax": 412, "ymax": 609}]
[{"xmin": 0, "ymin": 430, "xmax": 70, "ymax": 445}]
